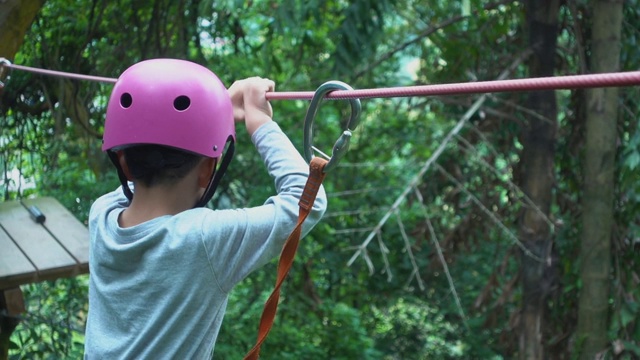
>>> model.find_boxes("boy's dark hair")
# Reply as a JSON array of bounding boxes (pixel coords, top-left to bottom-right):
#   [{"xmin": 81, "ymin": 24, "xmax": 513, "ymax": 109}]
[{"xmin": 123, "ymin": 145, "xmax": 203, "ymax": 187}]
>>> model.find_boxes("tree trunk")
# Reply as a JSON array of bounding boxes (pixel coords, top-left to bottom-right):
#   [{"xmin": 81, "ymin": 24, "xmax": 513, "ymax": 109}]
[
  {"xmin": 518, "ymin": 1, "xmax": 560, "ymax": 359},
  {"xmin": 0, "ymin": 0, "xmax": 44, "ymax": 58},
  {"xmin": 576, "ymin": 0, "xmax": 623, "ymax": 358},
  {"xmin": 0, "ymin": 0, "xmax": 45, "ymax": 95}
]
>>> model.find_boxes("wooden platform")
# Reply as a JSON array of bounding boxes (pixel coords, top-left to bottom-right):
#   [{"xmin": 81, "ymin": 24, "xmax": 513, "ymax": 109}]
[{"xmin": 0, "ymin": 197, "xmax": 89, "ymax": 289}]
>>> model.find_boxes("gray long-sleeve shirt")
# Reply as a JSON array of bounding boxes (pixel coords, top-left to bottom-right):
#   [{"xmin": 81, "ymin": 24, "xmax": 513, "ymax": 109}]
[{"xmin": 84, "ymin": 121, "xmax": 327, "ymax": 359}]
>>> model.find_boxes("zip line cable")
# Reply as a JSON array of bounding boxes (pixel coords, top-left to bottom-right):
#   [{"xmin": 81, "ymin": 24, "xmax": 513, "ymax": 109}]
[
  {"xmin": 1, "ymin": 59, "xmax": 640, "ymax": 99},
  {"xmin": 1, "ymin": 61, "xmax": 117, "ymax": 85},
  {"xmin": 267, "ymin": 71, "xmax": 640, "ymax": 100}
]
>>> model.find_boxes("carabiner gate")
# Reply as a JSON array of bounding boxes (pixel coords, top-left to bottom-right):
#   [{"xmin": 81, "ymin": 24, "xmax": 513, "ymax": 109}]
[{"xmin": 303, "ymin": 81, "xmax": 361, "ymax": 173}]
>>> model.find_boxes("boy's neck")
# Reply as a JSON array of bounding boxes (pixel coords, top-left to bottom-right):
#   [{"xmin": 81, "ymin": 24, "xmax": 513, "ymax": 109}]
[{"xmin": 118, "ymin": 181, "xmax": 201, "ymax": 228}]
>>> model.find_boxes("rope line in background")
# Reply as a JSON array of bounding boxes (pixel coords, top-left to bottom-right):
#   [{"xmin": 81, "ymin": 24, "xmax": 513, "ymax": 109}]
[
  {"xmin": 1, "ymin": 59, "xmax": 640, "ymax": 99},
  {"xmin": 1, "ymin": 62, "xmax": 117, "ymax": 84}
]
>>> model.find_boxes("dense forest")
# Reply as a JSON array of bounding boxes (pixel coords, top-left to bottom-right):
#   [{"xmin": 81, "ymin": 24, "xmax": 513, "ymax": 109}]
[{"xmin": 0, "ymin": 0, "xmax": 638, "ymax": 359}]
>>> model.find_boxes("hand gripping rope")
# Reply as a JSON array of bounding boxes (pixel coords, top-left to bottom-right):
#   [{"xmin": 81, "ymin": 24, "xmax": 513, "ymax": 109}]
[{"xmin": 243, "ymin": 82, "xmax": 361, "ymax": 360}]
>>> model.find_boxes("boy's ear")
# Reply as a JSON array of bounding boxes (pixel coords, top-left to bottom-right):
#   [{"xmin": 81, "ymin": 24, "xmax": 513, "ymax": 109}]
[
  {"xmin": 198, "ymin": 158, "xmax": 218, "ymax": 188},
  {"xmin": 116, "ymin": 150, "xmax": 133, "ymax": 181}
]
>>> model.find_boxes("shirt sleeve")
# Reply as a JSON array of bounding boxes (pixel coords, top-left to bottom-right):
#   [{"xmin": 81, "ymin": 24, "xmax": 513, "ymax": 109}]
[
  {"xmin": 89, "ymin": 184, "xmax": 131, "ymax": 224},
  {"xmin": 200, "ymin": 121, "xmax": 327, "ymax": 293}
]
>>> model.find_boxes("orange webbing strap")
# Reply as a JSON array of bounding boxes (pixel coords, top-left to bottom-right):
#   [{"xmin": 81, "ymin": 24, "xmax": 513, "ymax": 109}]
[{"xmin": 244, "ymin": 157, "xmax": 328, "ymax": 360}]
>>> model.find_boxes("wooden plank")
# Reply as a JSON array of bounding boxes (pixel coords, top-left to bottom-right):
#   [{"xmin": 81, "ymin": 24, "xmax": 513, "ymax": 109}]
[
  {"xmin": 22, "ymin": 197, "xmax": 89, "ymax": 267},
  {"xmin": 2, "ymin": 288, "xmax": 25, "ymax": 315},
  {"xmin": 0, "ymin": 201, "xmax": 77, "ymax": 281},
  {"xmin": 0, "ymin": 225, "xmax": 37, "ymax": 289}
]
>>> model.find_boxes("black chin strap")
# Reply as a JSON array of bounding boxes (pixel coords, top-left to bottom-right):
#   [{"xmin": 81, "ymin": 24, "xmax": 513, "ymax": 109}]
[
  {"xmin": 107, "ymin": 150, "xmax": 134, "ymax": 201},
  {"xmin": 195, "ymin": 136, "xmax": 235, "ymax": 208}
]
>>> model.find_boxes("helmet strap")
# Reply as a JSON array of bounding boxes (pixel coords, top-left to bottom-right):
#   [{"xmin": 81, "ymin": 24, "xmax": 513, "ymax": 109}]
[
  {"xmin": 107, "ymin": 150, "xmax": 134, "ymax": 201},
  {"xmin": 195, "ymin": 136, "xmax": 235, "ymax": 208}
]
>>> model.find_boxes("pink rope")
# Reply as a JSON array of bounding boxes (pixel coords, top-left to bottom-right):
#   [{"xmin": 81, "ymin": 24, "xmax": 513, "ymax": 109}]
[
  {"xmin": 2, "ymin": 59, "xmax": 640, "ymax": 99},
  {"xmin": 267, "ymin": 71, "xmax": 640, "ymax": 100},
  {"xmin": 4, "ymin": 62, "xmax": 117, "ymax": 84}
]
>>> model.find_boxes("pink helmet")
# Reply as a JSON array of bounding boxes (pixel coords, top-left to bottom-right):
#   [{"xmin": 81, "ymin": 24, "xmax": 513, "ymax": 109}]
[
  {"xmin": 103, "ymin": 59, "xmax": 235, "ymax": 207},
  {"xmin": 103, "ymin": 58, "xmax": 235, "ymax": 157}
]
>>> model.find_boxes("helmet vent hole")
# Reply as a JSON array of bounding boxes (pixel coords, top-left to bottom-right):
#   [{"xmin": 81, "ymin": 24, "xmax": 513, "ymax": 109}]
[
  {"xmin": 120, "ymin": 93, "xmax": 133, "ymax": 108},
  {"xmin": 174, "ymin": 95, "xmax": 191, "ymax": 111}
]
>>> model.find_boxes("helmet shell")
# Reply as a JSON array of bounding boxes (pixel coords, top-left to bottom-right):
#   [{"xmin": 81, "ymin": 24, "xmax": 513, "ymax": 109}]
[{"xmin": 103, "ymin": 58, "xmax": 234, "ymax": 158}]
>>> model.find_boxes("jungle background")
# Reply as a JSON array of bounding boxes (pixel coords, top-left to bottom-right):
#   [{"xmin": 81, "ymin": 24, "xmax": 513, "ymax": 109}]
[{"xmin": 0, "ymin": 0, "xmax": 638, "ymax": 359}]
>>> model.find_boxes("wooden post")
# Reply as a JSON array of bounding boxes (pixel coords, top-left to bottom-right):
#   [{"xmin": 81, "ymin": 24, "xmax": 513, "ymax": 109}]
[{"xmin": 0, "ymin": 288, "xmax": 25, "ymax": 360}]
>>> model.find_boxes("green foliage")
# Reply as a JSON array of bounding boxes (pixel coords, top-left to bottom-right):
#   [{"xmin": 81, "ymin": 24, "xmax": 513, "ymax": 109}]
[
  {"xmin": 215, "ymin": 281, "xmax": 380, "ymax": 359},
  {"xmin": 1, "ymin": 0, "xmax": 639, "ymax": 358},
  {"xmin": 9, "ymin": 278, "xmax": 88, "ymax": 359},
  {"xmin": 372, "ymin": 297, "xmax": 465, "ymax": 359}
]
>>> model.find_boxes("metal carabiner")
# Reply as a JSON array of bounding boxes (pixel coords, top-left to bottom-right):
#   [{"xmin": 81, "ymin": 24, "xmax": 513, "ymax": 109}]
[
  {"xmin": 0, "ymin": 58, "xmax": 11, "ymax": 88},
  {"xmin": 303, "ymin": 81, "xmax": 361, "ymax": 173}
]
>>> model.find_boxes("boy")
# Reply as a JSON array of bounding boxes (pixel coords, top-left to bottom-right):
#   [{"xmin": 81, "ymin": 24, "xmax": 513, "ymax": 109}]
[{"xmin": 84, "ymin": 59, "xmax": 327, "ymax": 358}]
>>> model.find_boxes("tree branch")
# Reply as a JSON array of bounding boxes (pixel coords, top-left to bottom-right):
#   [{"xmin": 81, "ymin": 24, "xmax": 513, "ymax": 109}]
[
  {"xmin": 435, "ymin": 163, "xmax": 542, "ymax": 262},
  {"xmin": 395, "ymin": 211, "xmax": 425, "ymax": 291},
  {"xmin": 354, "ymin": 0, "xmax": 518, "ymax": 79},
  {"xmin": 453, "ymin": 133, "xmax": 556, "ymax": 231},
  {"xmin": 348, "ymin": 48, "xmax": 533, "ymax": 267},
  {"xmin": 416, "ymin": 187, "xmax": 469, "ymax": 330}
]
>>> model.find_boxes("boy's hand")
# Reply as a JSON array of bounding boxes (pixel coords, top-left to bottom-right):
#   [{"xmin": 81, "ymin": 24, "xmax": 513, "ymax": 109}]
[{"xmin": 228, "ymin": 77, "xmax": 275, "ymax": 136}]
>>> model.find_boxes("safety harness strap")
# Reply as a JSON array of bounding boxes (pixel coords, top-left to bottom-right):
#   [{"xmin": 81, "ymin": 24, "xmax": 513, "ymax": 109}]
[{"xmin": 244, "ymin": 157, "xmax": 328, "ymax": 360}]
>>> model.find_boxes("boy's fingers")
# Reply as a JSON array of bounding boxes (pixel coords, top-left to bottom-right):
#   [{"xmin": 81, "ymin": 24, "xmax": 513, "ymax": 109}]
[
  {"xmin": 228, "ymin": 80, "xmax": 247, "ymax": 122},
  {"xmin": 233, "ymin": 108, "xmax": 245, "ymax": 122},
  {"xmin": 228, "ymin": 77, "xmax": 276, "ymax": 123}
]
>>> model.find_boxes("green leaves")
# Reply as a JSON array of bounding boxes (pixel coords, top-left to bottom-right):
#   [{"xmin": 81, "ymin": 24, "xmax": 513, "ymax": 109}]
[{"xmin": 9, "ymin": 278, "xmax": 89, "ymax": 359}]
